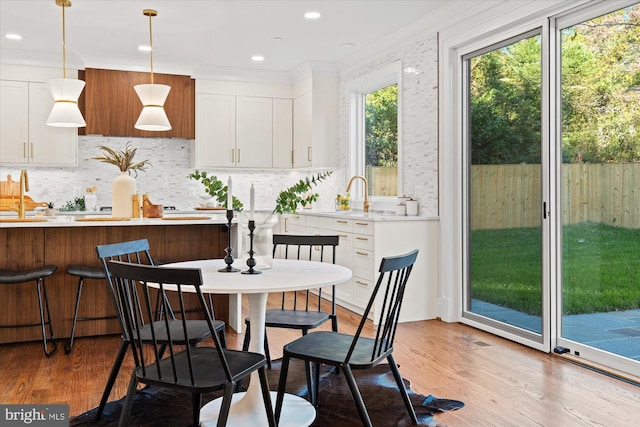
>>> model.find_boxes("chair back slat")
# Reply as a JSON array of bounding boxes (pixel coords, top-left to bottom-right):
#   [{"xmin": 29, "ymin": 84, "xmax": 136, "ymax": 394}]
[
  {"xmin": 107, "ymin": 260, "xmax": 233, "ymax": 385},
  {"xmin": 272, "ymin": 234, "xmax": 339, "ymax": 312},
  {"xmin": 345, "ymin": 249, "xmax": 418, "ymax": 365},
  {"xmin": 96, "ymin": 239, "xmax": 154, "ymax": 334}
]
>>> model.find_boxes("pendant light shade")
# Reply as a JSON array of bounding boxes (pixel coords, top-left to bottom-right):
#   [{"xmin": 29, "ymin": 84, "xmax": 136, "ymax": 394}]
[
  {"xmin": 134, "ymin": 84, "xmax": 171, "ymax": 131},
  {"xmin": 47, "ymin": 78, "xmax": 86, "ymax": 127},
  {"xmin": 46, "ymin": 0, "xmax": 86, "ymax": 128},
  {"xmin": 135, "ymin": 9, "xmax": 171, "ymax": 131}
]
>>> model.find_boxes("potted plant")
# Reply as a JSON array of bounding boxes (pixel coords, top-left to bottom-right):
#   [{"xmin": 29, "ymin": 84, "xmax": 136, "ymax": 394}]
[
  {"xmin": 92, "ymin": 143, "xmax": 151, "ymax": 217},
  {"xmin": 45, "ymin": 202, "xmax": 56, "ymax": 216},
  {"xmin": 190, "ymin": 170, "xmax": 333, "ymax": 269}
]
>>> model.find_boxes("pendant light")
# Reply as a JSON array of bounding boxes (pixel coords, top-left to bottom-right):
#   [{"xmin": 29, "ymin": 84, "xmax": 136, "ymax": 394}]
[
  {"xmin": 134, "ymin": 9, "xmax": 171, "ymax": 131},
  {"xmin": 46, "ymin": 0, "xmax": 86, "ymax": 128}
]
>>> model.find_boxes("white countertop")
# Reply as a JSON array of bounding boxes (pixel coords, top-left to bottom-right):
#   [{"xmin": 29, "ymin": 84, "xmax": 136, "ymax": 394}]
[
  {"xmin": 290, "ymin": 209, "xmax": 436, "ymax": 222},
  {"xmin": 0, "ymin": 212, "xmax": 231, "ymax": 228}
]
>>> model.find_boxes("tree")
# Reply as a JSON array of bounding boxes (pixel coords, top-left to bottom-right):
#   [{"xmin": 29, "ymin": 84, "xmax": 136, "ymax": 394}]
[
  {"xmin": 469, "ymin": 4, "xmax": 640, "ymax": 164},
  {"xmin": 365, "ymin": 84, "xmax": 398, "ymax": 167}
]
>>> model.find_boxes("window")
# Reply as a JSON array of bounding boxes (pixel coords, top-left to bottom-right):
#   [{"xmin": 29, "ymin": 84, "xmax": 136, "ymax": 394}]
[{"xmin": 349, "ymin": 62, "xmax": 401, "ymax": 199}]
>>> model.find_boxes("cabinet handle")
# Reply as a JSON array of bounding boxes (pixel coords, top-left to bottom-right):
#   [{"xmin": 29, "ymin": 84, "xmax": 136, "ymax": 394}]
[
  {"xmin": 284, "ymin": 217, "xmax": 288, "ymax": 233},
  {"xmin": 355, "ymin": 280, "xmax": 368, "ymax": 286},
  {"xmin": 355, "ymin": 237, "xmax": 368, "ymax": 241},
  {"xmin": 355, "ymin": 251, "xmax": 368, "ymax": 256},
  {"xmin": 355, "ymin": 222, "xmax": 369, "ymax": 226},
  {"xmin": 307, "ymin": 146, "xmax": 312, "ymax": 162},
  {"xmin": 338, "ymin": 234, "xmax": 348, "ymax": 238},
  {"xmin": 231, "ymin": 149, "xmax": 234, "ymax": 163},
  {"xmin": 30, "ymin": 143, "xmax": 34, "ymax": 159},
  {"xmin": 291, "ymin": 150, "xmax": 294, "ymax": 166},
  {"xmin": 336, "ymin": 220, "xmax": 348, "ymax": 224},
  {"xmin": 237, "ymin": 149, "xmax": 240, "ymax": 163},
  {"xmin": 23, "ymin": 142, "xmax": 27, "ymax": 158}
]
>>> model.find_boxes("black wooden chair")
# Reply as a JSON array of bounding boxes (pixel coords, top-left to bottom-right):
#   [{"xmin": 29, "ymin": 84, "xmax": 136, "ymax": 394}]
[
  {"xmin": 94, "ymin": 239, "xmax": 226, "ymax": 420},
  {"xmin": 274, "ymin": 249, "xmax": 420, "ymax": 427},
  {"xmin": 107, "ymin": 260, "xmax": 276, "ymax": 427},
  {"xmin": 242, "ymin": 234, "xmax": 340, "ymax": 370}
]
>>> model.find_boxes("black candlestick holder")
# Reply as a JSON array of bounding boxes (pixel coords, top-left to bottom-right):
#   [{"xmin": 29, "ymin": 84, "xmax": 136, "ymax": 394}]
[
  {"xmin": 242, "ymin": 219, "xmax": 261, "ymax": 275},
  {"xmin": 218, "ymin": 209, "xmax": 240, "ymax": 273}
]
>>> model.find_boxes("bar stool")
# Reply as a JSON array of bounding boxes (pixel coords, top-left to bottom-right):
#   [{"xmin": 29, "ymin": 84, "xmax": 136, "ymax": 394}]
[
  {"xmin": 64, "ymin": 264, "xmax": 111, "ymax": 354},
  {"xmin": 0, "ymin": 265, "xmax": 58, "ymax": 357}
]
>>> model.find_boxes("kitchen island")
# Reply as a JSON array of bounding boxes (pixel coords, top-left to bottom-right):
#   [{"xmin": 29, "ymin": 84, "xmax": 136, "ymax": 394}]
[{"xmin": 0, "ymin": 215, "xmax": 234, "ymax": 345}]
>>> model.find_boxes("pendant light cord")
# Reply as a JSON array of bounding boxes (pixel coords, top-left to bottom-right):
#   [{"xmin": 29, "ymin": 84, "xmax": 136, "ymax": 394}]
[
  {"xmin": 148, "ymin": 12, "xmax": 154, "ymax": 84},
  {"xmin": 61, "ymin": 2, "xmax": 67, "ymax": 78}
]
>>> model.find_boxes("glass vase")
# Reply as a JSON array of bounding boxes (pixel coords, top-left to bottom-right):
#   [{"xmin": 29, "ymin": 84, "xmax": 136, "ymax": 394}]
[{"xmin": 239, "ymin": 211, "xmax": 278, "ymax": 270}]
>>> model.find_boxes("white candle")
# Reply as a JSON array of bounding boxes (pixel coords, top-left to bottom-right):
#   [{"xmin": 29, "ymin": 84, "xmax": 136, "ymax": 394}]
[
  {"xmin": 249, "ymin": 184, "xmax": 255, "ymax": 220},
  {"xmin": 227, "ymin": 176, "xmax": 232, "ymax": 210}
]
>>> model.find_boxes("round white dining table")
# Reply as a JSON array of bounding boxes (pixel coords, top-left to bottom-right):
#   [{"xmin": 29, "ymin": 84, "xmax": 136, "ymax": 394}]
[{"xmin": 163, "ymin": 258, "xmax": 352, "ymax": 427}]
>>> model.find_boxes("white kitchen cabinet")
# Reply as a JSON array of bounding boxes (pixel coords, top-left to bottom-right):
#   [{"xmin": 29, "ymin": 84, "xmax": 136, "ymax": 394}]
[
  {"xmin": 293, "ymin": 92, "xmax": 312, "ymax": 168},
  {"xmin": 272, "ymin": 98, "xmax": 293, "ymax": 168},
  {"xmin": 235, "ymin": 96, "xmax": 273, "ymax": 168},
  {"xmin": 0, "ymin": 80, "xmax": 78, "ymax": 166},
  {"xmin": 195, "ymin": 94, "xmax": 236, "ymax": 168},
  {"xmin": 195, "ymin": 94, "xmax": 291, "ymax": 169},
  {"xmin": 279, "ymin": 213, "xmax": 438, "ymax": 323}
]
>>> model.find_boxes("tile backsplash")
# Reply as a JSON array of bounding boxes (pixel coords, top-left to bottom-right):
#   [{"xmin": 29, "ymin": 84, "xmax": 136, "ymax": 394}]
[{"xmin": 0, "ymin": 135, "xmax": 344, "ymax": 213}]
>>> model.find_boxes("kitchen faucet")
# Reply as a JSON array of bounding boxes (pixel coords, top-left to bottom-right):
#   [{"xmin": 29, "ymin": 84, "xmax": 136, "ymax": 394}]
[
  {"xmin": 9, "ymin": 170, "xmax": 29, "ymax": 219},
  {"xmin": 346, "ymin": 175, "xmax": 371, "ymax": 213}
]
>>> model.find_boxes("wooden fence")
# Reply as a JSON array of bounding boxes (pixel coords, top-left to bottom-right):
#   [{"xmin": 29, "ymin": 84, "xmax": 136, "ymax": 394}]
[
  {"xmin": 366, "ymin": 165, "xmax": 398, "ymax": 197},
  {"xmin": 471, "ymin": 163, "xmax": 640, "ymax": 230}
]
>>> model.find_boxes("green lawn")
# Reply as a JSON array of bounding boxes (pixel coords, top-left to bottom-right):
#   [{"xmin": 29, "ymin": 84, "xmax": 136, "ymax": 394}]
[{"xmin": 471, "ymin": 222, "xmax": 640, "ymax": 316}]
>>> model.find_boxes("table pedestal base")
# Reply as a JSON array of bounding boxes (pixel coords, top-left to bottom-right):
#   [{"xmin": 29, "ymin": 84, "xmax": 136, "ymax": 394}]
[{"xmin": 199, "ymin": 391, "xmax": 315, "ymax": 427}]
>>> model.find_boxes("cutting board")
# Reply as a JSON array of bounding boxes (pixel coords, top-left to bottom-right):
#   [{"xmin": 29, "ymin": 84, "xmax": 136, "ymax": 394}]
[
  {"xmin": 0, "ymin": 175, "xmax": 20, "ymax": 196},
  {"xmin": 0, "ymin": 195, "xmax": 48, "ymax": 211}
]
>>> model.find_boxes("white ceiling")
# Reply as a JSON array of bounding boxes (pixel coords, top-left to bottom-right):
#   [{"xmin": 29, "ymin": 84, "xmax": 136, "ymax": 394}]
[{"xmin": 0, "ymin": 0, "xmax": 494, "ymax": 80}]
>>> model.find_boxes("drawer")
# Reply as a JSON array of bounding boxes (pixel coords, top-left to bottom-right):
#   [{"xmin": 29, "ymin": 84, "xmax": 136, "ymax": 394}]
[
  {"xmin": 316, "ymin": 216, "xmax": 353, "ymax": 233},
  {"xmin": 353, "ymin": 219, "xmax": 374, "ymax": 236},
  {"xmin": 283, "ymin": 214, "xmax": 305, "ymax": 233},
  {"xmin": 354, "ymin": 277, "xmax": 374, "ymax": 309},
  {"xmin": 354, "ymin": 249, "xmax": 375, "ymax": 281},
  {"xmin": 353, "ymin": 233, "xmax": 374, "ymax": 251}
]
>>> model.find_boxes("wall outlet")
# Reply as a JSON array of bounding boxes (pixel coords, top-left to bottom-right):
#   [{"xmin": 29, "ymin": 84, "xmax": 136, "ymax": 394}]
[
  {"xmin": 73, "ymin": 186, "xmax": 81, "ymax": 198},
  {"xmin": 413, "ymin": 184, "xmax": 423, "ymax": 196},
  {"xmin": 188, "ymin": 187, "xmax": 197, "ymax": 197}
]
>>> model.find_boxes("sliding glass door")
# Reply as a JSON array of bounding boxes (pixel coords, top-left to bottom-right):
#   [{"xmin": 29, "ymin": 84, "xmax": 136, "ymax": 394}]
[
  {"xmin": 556, "ymin": 4, "xmax": 640, "ymax": 373},
  {"xmin": 463, "ymin": 29, "xmax": 547, "ymax": 348},
  {"xmin": 461, "ymin": 1, "xmax": 639, "ymax": 376}
]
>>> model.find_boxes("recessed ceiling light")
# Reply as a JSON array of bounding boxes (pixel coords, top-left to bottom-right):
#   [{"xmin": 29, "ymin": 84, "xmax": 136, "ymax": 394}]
[
  {"xmin": 5, "ymin": 33, "xmax": 22, "ymax": 40},
  {"xmin": 138, "ymin": 45, "xmax": 152, "ymax": 52},
  {"xmin": 304, "ymin": 11, "xmax": 321, "ymax": 20},
  {"xmin": 341, "ymin": 43, "xmax": 356, "ymax": 48},
  {"xmin": 251, "ymin": 55, "xmax": 265, "ymax": 62},
  {"xmin": 273, "ymin": 36, "xmax": 284, "ymax": 41}
]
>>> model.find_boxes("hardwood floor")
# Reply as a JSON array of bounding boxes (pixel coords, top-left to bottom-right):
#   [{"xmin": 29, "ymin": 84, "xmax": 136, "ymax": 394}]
[{"xmin": 0, "ymin": 296, "xmax": 638, "ymax": 426}]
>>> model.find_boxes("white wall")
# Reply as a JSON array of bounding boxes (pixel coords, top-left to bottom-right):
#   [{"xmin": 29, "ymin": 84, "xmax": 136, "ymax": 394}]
[{"xmin": 338, "ymin": 34, "xmax": 440, "ymax": 217}]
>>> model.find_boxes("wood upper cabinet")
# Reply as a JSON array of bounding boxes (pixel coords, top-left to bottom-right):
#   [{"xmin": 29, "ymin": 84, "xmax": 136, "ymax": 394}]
[{"xmin": 80, "ymin": 68, "xmax": 195, "ymax": 139}]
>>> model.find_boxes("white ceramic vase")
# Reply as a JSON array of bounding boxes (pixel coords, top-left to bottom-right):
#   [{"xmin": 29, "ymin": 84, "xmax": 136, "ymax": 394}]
[{"xmin": 112, "ymin": 172, "xmax": 136, "ymax": 218}]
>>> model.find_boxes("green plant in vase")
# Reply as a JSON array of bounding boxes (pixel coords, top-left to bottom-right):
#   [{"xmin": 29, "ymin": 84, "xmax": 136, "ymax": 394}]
[
  {"xmin": 187, "ymin": 170, "xmax": 244, "ymax": 211},
  {"xmin": 273, "ymin": 171, "xmax": 333, "ymax": 214}
]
